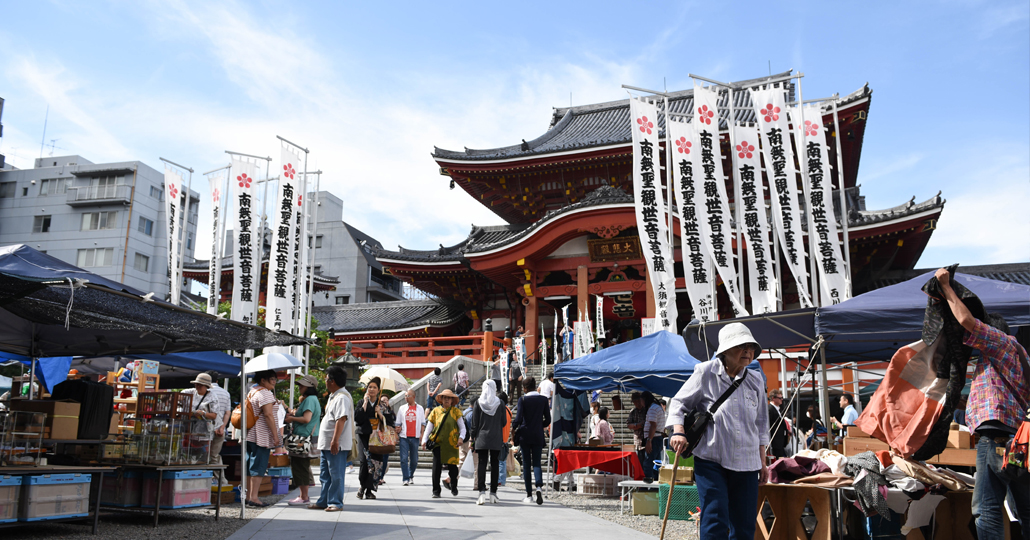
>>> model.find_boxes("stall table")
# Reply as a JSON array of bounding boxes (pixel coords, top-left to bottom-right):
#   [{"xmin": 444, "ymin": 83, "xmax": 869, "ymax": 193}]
[
  {"xmin": 0, "ymin": 465, "xmax": 116, "ymax": 535},
  {"xmin": 553, "ymin": 448, "xmax": 645, "ymax": 480},
  {"xmin": 111, "ymin": 464, "xmax": 226, "ymax": 527},
  {"xmin": 617, "ymin": 480, "xmax": 659, "ymax": 514},
  {"xmin": 843, "ymin": 437, "xmax": 976, "ymax": 467}
]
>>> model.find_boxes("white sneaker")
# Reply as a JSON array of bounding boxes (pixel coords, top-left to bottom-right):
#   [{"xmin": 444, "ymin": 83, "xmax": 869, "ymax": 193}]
[
  {"xmin": 477, "ymin": 493, "xmax": 488, "ymax": 505},
  {"xmin": 402, "ymin": 480, "xmax": 409, "ymax": 486},
  {"xmin": 522, "ymin": 496, "xmax": 534, "ymax": 504},
  {"xmin": 490, "ymin": 494, "xmax": 499, "ymax": 504}
]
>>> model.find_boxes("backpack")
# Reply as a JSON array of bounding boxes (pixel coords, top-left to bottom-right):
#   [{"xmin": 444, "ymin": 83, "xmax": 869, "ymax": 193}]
[{"xmin": 231, "ymin": 390, "xmax": 259, "ymax": 430}]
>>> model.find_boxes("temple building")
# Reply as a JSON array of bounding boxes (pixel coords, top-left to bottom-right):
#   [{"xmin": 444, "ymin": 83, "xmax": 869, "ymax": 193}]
[{"xmin": 328, "ymin": 72, "xmax": 947, "ymax": 378}]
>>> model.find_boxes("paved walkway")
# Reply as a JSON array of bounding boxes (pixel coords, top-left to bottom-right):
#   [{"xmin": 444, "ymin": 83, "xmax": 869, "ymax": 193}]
[{"xmin": 228, "ymin": 465, "xmax": 656, "ymax": 540}]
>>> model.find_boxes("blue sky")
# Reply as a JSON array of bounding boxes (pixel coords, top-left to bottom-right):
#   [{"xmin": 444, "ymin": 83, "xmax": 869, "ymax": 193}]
[{"xmin": 1, "ymin": 0, "xmax": 1027, "ymax": 269}]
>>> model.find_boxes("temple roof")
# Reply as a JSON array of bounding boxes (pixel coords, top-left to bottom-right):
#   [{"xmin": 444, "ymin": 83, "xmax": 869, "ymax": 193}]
[
  {"xmin": 311, "ymin": 299, "xmax": 466, "ymax": 335},
  {"xmin": 377, "ymin": 184, "xmax": 942, "ymax": 265},
  {"xmin": 183, "ymin": 255, "xmax": 340, "ymax": 285},
  {"xmin": 872, "ymin": 263, "xmax": 1030, "ymax": 289},
  {"xmin": 433, "ymin": 71, "xmax": 871, "ymax": 163}
]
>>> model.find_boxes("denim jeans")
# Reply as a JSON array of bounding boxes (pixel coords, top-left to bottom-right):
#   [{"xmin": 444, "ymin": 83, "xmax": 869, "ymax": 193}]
[
  {"xmin": 694, "ymin": 456, "xmax": 759, "ymax": 540},
  {"xmin": 642, "ymin": 436, "xmax": 664, "ymax": 480},
  {"xmin": 498, "ymin": 451, "xmax": 507, "ymax": 486},
  {"xmin": 972, "ymin": 434, "xmax": 1030, "ymax": 539},
  {"xmin": 315, "ymin": 449, "xmax": 349, "ymax": 508},
  {"xmin": 522, "ymin": 445, "xmax": 543, "ymax": 497},
  {"xmin": 399, "ymin": 437, "xmax": 420, "ymax": 482},
  {"xmin": 426, "ymin": 396, "xmax": 438, "ymax": 412}
]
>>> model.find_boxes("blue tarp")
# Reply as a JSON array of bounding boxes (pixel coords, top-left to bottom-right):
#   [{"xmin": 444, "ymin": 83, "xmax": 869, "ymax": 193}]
[
  {"xmin": 816, "ymin": 271, "xmax": 1030, "ymax": 362},
  {"xmin": 0, "ymin": 350, "xmax": 241, "ymax": 390},
  {"xmin": 555, "ymin": 330, "xmax": 764, "ymax": 397}
]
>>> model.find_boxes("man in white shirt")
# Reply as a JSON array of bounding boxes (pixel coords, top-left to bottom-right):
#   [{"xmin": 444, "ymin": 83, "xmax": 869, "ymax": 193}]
[
  {"xmin": 207, "ymin": 375, "xmax": 232, "ymax": 479},
  {"xmin": 538, "ymin": 371, "xmax": 556, "ymax": 406},
  {"xmin": 311, "ymin": 366, "xmax": 353, "ymax": 512},
  {"xmin": 394, "ymin": 390, "xmax": 425, "ymax": 486}
]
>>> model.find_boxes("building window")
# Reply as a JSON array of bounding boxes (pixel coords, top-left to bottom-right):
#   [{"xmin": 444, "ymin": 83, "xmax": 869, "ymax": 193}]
[
  {"xmin": 88, "ymin": 176, "xmax": 119, "ymax": 199},
  {"xmin": 32, "ymin": 215, "xmax": 52, "ymax": 233},
  {"xmin": 39, "ymin": 178, "xmax": 68, "ymax": 196},
  {"xmin": 0, "ymin": 182, "xmax": 14, "ymax": 198},
  {"xmin": 150, "ymin": 185, "xmax": 162, "ymax": 199},
  {"xmin": 22, "ymin": 187, "xmax": 28, "ymax": 197},
  {"xmin": 335, "ymin": 296, "xmax": 349, "ymax": 305},
  {"xmin": 133, "ymin": 253, "xmax": 149, "ymax": 273},
  {"xmin": 138, "ymin": 216, "xmax": 154, "ymax": 236},
  {"xmin": 187, "ymin": 234, "xmax": 193, "ymax": 250},
  {"xmin": 81, "ymin": 211, "xmax": 118, "ymax": 231},
  {"xmin": 77, "ymin": 248, "xmax": 114, "ymax": 267},
  {"xmin": 314, "ymin": 265, "xmax": 322, "ymax": 274},
  {"xmin": 315, "ymin": 235, "xmax": 323, "ymax": 248}
]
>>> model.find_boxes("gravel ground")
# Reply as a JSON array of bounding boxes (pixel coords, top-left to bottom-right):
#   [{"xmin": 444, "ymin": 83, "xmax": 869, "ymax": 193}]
[
  {"xmin": 549, "ymin": 491, "xmax": 699, "ymax": 540},
  {"xmin": 6, "ymin": 493, "xmax": 287, "ymax": 540}
]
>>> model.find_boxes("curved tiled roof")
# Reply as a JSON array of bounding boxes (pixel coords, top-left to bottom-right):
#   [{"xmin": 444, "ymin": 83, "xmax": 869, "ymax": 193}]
[
  {"xmin": 183, "ymin": 256, "xmax": 340, "ymax": 284},
  {"xmin": 311, "ymin": 299, "xmax": 465, "ymax": 334},
  {"xmin": 433, "ymin": 72, "xmax": 870, "ymax": 163}
]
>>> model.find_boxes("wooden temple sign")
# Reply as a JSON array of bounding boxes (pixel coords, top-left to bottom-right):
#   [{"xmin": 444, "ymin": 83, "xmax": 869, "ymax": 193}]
[{"xmin": 587, "ymin": 237, "xmax": 642, "ymax": 263}]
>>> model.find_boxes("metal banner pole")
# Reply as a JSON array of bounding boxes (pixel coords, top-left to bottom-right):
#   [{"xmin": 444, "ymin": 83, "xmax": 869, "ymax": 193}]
[
  {"xmin": 830, "ymin": 98, "xmax": 853, "ymax": 296},
  {"xmin": 302, "ymin": 171, "xmax": 322, "ymax": 374},
  {"xmin": 239, "ymin": 355, "xmax": 247, "ymax": 518}
]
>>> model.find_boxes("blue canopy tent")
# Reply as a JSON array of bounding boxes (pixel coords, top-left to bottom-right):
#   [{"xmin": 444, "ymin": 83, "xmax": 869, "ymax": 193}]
[{"xmin": 555, "ymin": 330, "xmax": 763, "ymax": 397}]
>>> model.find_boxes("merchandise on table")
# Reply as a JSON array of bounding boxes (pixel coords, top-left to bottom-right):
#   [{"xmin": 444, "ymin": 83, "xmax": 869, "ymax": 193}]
[
  {"xmin": 100, "ymin": 470, "xmax": 142, "ymax": 507},
  {"xmin": 141, "ymin": 469, "xmax": 212, "ymax": 508},
  {"xmin": 9, "ymin": 400, "xmax": 80, "ymax": 440},
  {"xmin": 19, "ymin": 473, "xmax": 91, "ymax": 522},
  {"xmin": 573, "ymin": 473, "xmax": 630, "ymax": 497},
  {"xmin": 0, "ymin": 475, "xmax": 22, "ymax": 524},
  {"xmin": 1, "ymin": 411, "xmax": 46, "ymax": 466}
]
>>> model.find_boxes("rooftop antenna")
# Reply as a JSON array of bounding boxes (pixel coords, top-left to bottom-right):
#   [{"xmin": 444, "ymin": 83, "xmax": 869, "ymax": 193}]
[
  {"xmin": 39, "ymin": 105, "xmax": 49, "ymax": 159},
  {"xmin": 768, "ymin": 61, "xmax": 772, "ymax": 76}
]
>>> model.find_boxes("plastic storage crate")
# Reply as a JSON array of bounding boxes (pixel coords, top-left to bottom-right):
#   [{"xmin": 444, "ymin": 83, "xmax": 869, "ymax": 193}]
[
  {"xmin": 100, "ymin": 470, "xmax": 142, "ymax": 507},
  {"xmin": 266, "ymin": 466, "xmax": 292, "ymax": 477},
  {"xmin": 658, "ymin": 483, "xmax": 700, "ymax": 521},
  {"xmin": 573, "ymin": 473, "xmax": 630, "ymax": 497},
  {"xmin": 141, "ymin": 470, "xmax": 212, "ymax": 508},
  {"xmin": 0, "ymin": 475, "xmax": 21, "ymax": 524},
  {"xmin": 20, "ymin": 473, "xmax": 91, "ymax": 522},
  {"xmin": 270, "ymin": 476, "xmax": 290, "ymax": 495}
]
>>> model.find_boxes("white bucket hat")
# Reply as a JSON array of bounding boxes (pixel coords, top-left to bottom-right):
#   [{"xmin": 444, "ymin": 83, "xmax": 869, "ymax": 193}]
[
  {"xmin": 190, "ymin": 373, "xmax": 213, "ymax": 387},
  {"xmin": 714, "ymin": 322, "xmax": 762, "ymax": 358}
]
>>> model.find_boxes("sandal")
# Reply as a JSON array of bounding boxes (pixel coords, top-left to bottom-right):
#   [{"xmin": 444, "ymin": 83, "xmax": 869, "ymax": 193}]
[{"xmin": 246, "ymin": 500, "xmax": 269, "ymax": 508}]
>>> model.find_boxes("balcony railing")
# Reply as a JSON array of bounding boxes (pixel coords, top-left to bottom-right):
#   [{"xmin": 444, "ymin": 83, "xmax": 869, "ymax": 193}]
[
  {"xmin": 369, "ymin": 273, "xmax": 401, "ymax": 293},
  {"xmin": 337, "ymin": 335, "xmax": 485, "ymax": 364},
  {"xmin": 66, "ymin": 184, "xmax": 132, "ymax": 206}
]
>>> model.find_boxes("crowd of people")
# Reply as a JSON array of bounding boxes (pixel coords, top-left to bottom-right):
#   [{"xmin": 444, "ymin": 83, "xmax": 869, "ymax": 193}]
[{"xmin": 228, "ymin": 266, "xmax": 1027, "ymax": 539}]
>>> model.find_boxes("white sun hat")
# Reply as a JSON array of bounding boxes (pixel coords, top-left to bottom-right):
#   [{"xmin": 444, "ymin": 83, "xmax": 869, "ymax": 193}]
[{"xmin": 714, "ymin": 322, "xmax": 763, "ymax": 358}]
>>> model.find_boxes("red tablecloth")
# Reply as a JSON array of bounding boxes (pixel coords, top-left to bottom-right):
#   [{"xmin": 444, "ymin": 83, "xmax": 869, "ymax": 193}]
[{"xmin": 553, "ymin": 448, "xmax": 645, "ymax": 480}]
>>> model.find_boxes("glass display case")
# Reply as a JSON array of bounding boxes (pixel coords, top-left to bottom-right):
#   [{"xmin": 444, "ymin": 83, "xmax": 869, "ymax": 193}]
[
  {"xmin": 136, "ymin": 391, "xmax": 208, "ymax": 465},
  {"xmin": 1, "ymin": 410, "xmax": 46, "ymax": 466}
]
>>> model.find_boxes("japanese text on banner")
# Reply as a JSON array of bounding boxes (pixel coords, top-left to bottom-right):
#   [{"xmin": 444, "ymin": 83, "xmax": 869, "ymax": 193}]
[
  {"xmin": 732, "ymin": 124, "xmax": 778, "ymax": 313},
  {"xmin": 163, "ymin": 169, "xmax": 183, "ymax": 305},
  {"xmin": 230, "ymin": 158, "xmax": 258, "ymax": 324}
]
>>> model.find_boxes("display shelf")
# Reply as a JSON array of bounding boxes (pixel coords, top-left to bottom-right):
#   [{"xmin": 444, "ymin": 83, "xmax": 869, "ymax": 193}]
[{"xmin": 1, "ymin": 411, "xmax": 46, "ymax": 467}]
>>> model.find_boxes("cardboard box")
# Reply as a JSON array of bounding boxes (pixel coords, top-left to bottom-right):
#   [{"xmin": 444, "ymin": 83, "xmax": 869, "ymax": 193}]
[
  {"xmin": 947, "ymin": 429, "xmax": 971, "ymax": 449},
  {"xmin": 12, "ymin": 400, "xmax": 80, "ymax": 440},
  {"xmin": 632, "ymin": 491, "xmax": 659, "ymax": 515},
  {"xmin": 658, "ymin": 465, "xmax": 693, "ymax": 484},
  {"xmin": 847, "ymin": 426, "xmax": 871, "ymax": 438},
  {"xmin": 268, "ymin": 454, "xmax": 290, "ymax": 468}
]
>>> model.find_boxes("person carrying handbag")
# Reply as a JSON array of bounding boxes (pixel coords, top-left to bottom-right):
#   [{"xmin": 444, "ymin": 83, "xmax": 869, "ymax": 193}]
[
  {"xmin": 284, "ymin": 374, "xmax": 322, "ymax": 506},
  {"xmin": 667, "ymin": 323, "xmax": 769, "ymax": 540},
  {"xmin": 354, "ymin": 377, "xmax": 386, "ymax": 500}
]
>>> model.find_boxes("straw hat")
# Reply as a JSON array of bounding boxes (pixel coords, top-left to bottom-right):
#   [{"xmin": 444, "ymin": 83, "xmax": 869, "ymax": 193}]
[
  {"xmin": 436, "ymin": 389, "xmax": 459, "ymax": 402},
  {"xmin": 297, "ymin": 374, "xmax": 319, "ymax": 388},
  {"xmin": 714, "ymin": 323, "xmax": 763, "ymax": 358},
  {"xmin": 190, "ymin": 373, "xmax": 213, "ymax": 387}
]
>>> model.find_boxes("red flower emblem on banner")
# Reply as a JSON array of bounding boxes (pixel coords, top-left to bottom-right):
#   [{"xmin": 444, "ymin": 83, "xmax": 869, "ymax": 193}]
[
  {"xmin": 168, "ymin": 184, "xmax": 179, "ymax": 200},
  {"xmin": 636, "ymin": 115, "xmax": 654, "ymax": 135},
  {"xmin": 697, "ymin": 105, "xmax": 715, "ymax": 125},
  {"xmin": 238, "ymin": 173, "xmax": 252, "ymax": 189},
  {"xmin": 675, "ymin": 137, "xmax": 692, "ymax": 154},
  {"xmin": 283, "ymin": 163, "xmax": 296, "ymax": 180},
  {"xmin": 761, "ymin": 104, "xmax": 780, "ymax": 122},
  {"xmin": 212, "ymin": 188, "xmax": 220, "ymax": 203},
  {"xmin": 297, "ymin": 195, "xmax": 303, "ymax": 207},
  {"xmin": 804, "ymin": 120, "xmax": 820, "ymax": 137},
  {"xmin": 736, "ymin": 141, "xmax": 755, "ymax": 159}
]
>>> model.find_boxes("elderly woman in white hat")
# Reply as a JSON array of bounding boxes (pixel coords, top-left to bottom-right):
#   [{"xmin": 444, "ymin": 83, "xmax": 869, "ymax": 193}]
[
  {"xmin": 666, "ymin": 322, "xmax": 770, "ymax": 540},
  {"xmin": 284, "ymin": 373, "xmax": 322, "ymax": 506}
]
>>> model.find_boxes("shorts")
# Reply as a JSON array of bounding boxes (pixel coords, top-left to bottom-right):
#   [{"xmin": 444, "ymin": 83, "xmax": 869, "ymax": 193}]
[
  {"xmin": 246, "ymin": 443, "xmax": 271, "ymax": 477},
  {"xmin": 291, "ymin": 455, "xmax": 314, "ymax": 486}
]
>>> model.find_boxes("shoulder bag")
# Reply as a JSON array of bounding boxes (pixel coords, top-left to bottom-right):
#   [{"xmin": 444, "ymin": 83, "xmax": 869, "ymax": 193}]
[
  {"xmin": 678, "ymin": 369, "xmax": 748, "ymax": 457},
  {"xmin": 230, "ymin": 389, "xmax": 259, "ymax": 430}
]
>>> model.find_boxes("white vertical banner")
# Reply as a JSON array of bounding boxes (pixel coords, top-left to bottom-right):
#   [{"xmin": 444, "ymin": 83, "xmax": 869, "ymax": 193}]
[
  {"xmin": 266, "ymin": 148, "xmax": 299, "ymax": 336},
  {"xmin": 206, "ymin": 173, "xmax": 227, "ymax": 314},
  {"xmin": 693, "ymin": 83, "xmax": 748, "ymax": 316},
  {"xmin": 573, "ymin": 321, "xmax": 593, "ymax": 358},
  {"xmin": 797, "ymin": 104, "xmax": 850, "ymax": 305},
  {"xmin": 163, "ymin": 169, "xmax": 184, "ymax": 305},
  {"xmin": 750, "ymin": 86, "xmax": 812, "ymax": 307},
  {"xmin": 594, "ymin": 295, "xmax": 605, "ymax": 344},
  {"xmin": 732, "ymin": 124, "xmax": 778, "ymax": 314},
  {"xmin": 668, "ymin": 118, "xmax": 717, "ymax": 322},
  {"xmin": 629, "ymin": 96, "xmax": 678, "ymax": 332},
  {"xmin": 230, "ymin": 158, "xmax": 258, "ymax": 324}
]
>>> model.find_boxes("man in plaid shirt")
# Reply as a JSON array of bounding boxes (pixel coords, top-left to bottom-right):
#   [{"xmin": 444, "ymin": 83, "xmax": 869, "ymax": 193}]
[{"xmin": 935, "ymin": 268, "xmax": 1030, "ymax": 538}]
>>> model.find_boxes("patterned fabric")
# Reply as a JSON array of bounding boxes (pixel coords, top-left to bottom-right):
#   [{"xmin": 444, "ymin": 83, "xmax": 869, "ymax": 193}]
[
  {"xmin": 245, "ymin": 387, "xmax": 280, "ymax": 449},
  {"xmin": 594, "ymin": 419, "xmax": 614, "ymax": 445},
  {"xmin": 645, "ymin": 403, "xmax": 666, "ymax": 437},
  {"xmin": 426, "ymin": 406, "xmax": 464, "ymax": 465},
  {"xmin": 964, "ymin": 319, "xmax": 1030, "ymax": 431},
  {"xmin": 627, "ymin": 407, "xmax": 646, "ymax": 449},
  {"xmin": 208, "ymin": 383, "xmax": 233, "ymax": 419},
  {"xmin": 453, "ymin": 370, "xmax": 469, "ymax": 389}
]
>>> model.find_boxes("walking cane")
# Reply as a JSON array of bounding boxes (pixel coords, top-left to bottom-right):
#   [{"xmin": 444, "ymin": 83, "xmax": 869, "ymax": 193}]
[{"xmin": 659, "ymin": 445, "xmax": 682, "ymax": 540}]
